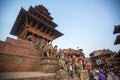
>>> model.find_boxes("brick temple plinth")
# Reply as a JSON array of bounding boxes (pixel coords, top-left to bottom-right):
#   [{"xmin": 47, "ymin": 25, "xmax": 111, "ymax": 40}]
[{"xmin": 0, "ymin": 37, "xmax": 40, "ymax": 72}]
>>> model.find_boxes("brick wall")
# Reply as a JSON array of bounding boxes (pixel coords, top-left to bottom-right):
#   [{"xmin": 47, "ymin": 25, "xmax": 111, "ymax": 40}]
[
  {"xmin": 0, "ymin": 37, "xmax": 41, "ymax": 72},
  {"xmin": 1, "ymin": 37, "xmax": 38, "ymax": 56},
  {"xmin": 0, "ymin": 53, "xmax": 41, "ymax": 72}
]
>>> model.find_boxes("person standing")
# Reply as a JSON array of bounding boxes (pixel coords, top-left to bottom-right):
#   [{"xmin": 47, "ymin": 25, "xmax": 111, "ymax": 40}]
[
  {"xmin": 69, "ymin": 63, "xmax": 74, "ymax": 79},
  {"xmin": 85, "ymin": 61, "xmax": 92, "ymax": 71},
  {"xmin": 109, "ymin": 70, "xmax": 120, "ymax": 80},
  {"xmin": 88, "ymin": 70, "xmax": 95, "ymax": 80},
  {"xmin": 98, "ymin": 69, "xmax": 107, "ymax": 80}
]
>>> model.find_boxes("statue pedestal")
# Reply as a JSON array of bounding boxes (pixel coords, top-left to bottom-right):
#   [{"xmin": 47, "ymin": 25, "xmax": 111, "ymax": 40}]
[
  {"xmin": 80, "ymin": 70, "xmax": 89, "ymax": 80},
  {"xmin": 40, "ymin": 57, "xmax": 58, "ymax": 73},
  {"xmin": 56, "ymin": 69, "xmax": 70, "ymax": 80}
]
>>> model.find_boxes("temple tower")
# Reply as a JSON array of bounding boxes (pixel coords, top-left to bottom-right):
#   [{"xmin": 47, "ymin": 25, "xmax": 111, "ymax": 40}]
[
  {"xmin": 10, "ymin": 5, "xmax": 63, "ymax": 43},
  {"xmin": 0, "ymin": 5, "xmax": 63, "ymax": 72}
]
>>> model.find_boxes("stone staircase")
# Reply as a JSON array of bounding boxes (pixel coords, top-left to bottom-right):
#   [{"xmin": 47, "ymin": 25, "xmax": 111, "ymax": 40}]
[
  {"xmin": 72, "ymin": 74, "xmax": 80, "ymax": 80},
  {"xmin": 0, "ymin": 72, "xmax": 57, "ymax": 80},
  {"xmin": 0, "ymin": 71, "xmax": 89, "ymax": 80}
]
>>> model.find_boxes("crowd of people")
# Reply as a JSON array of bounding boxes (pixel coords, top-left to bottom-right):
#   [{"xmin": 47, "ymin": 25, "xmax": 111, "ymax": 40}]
[
  {"xmin": 35, "ymin": 38, "xmax": 120, "ymax": 80},
  {"xmin": 88, "ymin": 67, "xmax": 120, "ymax": 80}
]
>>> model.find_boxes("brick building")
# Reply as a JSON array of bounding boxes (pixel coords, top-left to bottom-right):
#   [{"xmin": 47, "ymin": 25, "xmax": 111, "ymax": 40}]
[
  {"xmin": 89, "ymin": 25, "xmax": 120, "ymax": 78},
  {"xmin": 89, "ymin": 49, "xmax": 115, "ymax": 69},
  {"xmin": 111, "ymin": 25, "xmax": 120, "ymax": 77}
]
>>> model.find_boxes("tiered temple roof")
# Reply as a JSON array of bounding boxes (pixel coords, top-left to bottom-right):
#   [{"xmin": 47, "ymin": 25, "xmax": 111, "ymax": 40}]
[
  {"xmin": 10, "ymin": 5, "xmax": 63, "ymax": 42},
  {"xmin": 113, "ymin": 25, "xmax": 120, "ymax": 45},
  {"xmin": 113, "ymin": 25, "xmax": 120, "ymax": 34}
]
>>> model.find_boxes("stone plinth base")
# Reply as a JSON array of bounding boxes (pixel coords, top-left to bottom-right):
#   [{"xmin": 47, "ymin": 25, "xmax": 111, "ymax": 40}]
[
  {"xmin": 40, "ymin": 57, "xmax": 58, "ymax": 73},
  {"xmin": 0, "ymin": 53, "xmax": 41, "ymax": 72},
  {"xmin": 0, "ymin": 37, "xmax": 40, "ymax": 72},
  {"xmin": 56, "ymin": 69, "xmax": 70, "ymax": 80},
  {"xmin": 80, "ymin": 70, "xmax": 89, "ymax": 80}
]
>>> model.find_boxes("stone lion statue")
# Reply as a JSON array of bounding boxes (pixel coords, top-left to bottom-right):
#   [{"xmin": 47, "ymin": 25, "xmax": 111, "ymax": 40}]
[
  {"xmin": 58, "ymin": 54, "xmax": 67, "ymax": 71},
  {"xmin": 74, "ymin": 58, "xmax": 82, "ymax": 80},
  {"xmin": 35, "ymin": 38, "xmax": 49, "ymax": 58}
]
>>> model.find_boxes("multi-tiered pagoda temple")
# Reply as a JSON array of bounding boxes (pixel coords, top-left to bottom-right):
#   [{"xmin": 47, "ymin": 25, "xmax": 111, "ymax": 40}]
[
  {"xmin": 10, "ymin": 5, "xmax": 63, "ymax": 42},
  {"xmin": 0, "ymin": 5, "xmax": 63, "ymax": 72}
]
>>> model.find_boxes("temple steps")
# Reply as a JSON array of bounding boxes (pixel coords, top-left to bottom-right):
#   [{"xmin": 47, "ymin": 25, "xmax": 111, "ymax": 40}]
[
  {"xmin": 72, "ymin": 74, "xmax": 80, "ymax": 80},
  {"xmin": 0, "ymin": 71, "xmax": 91, "ymax": 80},
  {"xmin": 0, "ymin": 72, "xmax": 56, "ymax": 80}
]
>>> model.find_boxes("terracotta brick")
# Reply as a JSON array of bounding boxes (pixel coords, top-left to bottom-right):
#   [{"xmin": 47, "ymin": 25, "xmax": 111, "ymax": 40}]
[
  {"xmin": 1, "ymin": 37, "xmax": 38, "ymax": 56},
  {"xmin": 0, "ymin": 37, "xmax": 41, "ymax": 72},
  {"xmin": 0, "ymin": 54, "xmax": 41, "ymax": 72}
]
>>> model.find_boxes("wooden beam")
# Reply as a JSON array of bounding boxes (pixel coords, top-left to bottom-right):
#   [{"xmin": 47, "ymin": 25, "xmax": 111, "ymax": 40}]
[
  {"xmin": 19, "ymin": 24, "xmax": 25, "ymax": 36},
  {"xmin": 34, "ymin": 23, "xmax": 38, "ymax": 28},
  {"xmin": 25, "ymin": 15, "xmax": 29, "ymax": 25},
  {"xmin": 29, "ymin": 27, "xmax": 53, "ymax": 40},
  {"xmin": 39, "ymin": 25, "xmax": 44, "ymax": 31},
  {"xmin": 19, "ymin": 25, "xmax": 24, "ymax": 32},
  {"xmin": 44, "ymin": 27, "xmax": 48, "ymax": 34},
  {"xmin": 30, "ymin": 21, "xmax": 34, "ymax": 27},
  {"xmin": 48, "ymin": 31, "xmax": 52, "ymax": 35}
]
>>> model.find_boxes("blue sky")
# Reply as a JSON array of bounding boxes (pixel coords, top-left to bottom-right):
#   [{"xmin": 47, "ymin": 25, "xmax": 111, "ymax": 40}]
[{"xmin": 0, "ymin": 0, "xmax": 120, "ymax": 57}]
